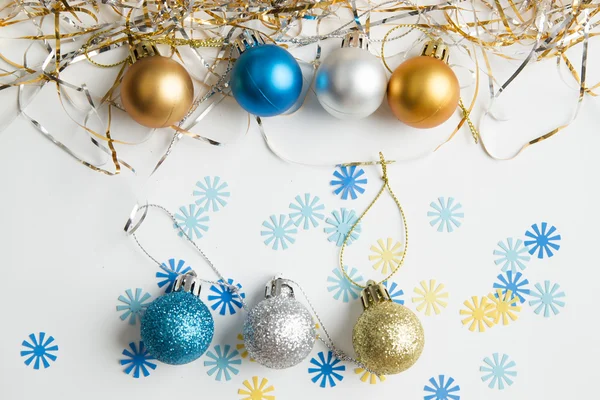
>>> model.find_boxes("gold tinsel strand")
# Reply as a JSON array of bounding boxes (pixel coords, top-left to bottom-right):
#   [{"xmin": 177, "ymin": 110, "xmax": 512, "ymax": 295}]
[{"xmin": 0, "ymin": 0, "xmax": 598, "ymax": 173}]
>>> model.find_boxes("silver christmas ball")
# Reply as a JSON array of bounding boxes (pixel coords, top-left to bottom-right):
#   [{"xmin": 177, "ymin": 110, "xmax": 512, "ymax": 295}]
[
  {"xmin": 243, "ymin": 282, "xmax": 316, "ymax": 369},
  {"xmin": 315, "ymin": 47, "xmax": 387, "ymax": 119}
]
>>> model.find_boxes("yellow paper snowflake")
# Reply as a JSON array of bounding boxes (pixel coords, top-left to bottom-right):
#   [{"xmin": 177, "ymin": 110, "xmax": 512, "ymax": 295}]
[
  {"xmin": 236, "ymin": 333, "xmax": 255, "ymax": 362},
  {"xmin": 486, "ymin": 289, "xmax": 521, "ymax": 325},
  {"xmin": 238, "ymin": 376, "xmax": 275, "ymax": 400},
  {"xmin": 411, "ymin": 279, "xmax": 449, "ymax": 315},
  {"xmin": 460, "ymin": 295, "xmax": 495, "ymax": 332},
  {"xmin": 368, "ymin": 238, "xmax": 404, "ymax": 274},
  {"xmin": 355, "ymin": 368, "xmax": 386, "ymax": 384}
]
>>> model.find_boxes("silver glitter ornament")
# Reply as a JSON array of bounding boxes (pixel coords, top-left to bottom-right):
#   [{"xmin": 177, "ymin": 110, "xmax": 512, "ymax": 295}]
[
  {"xmin": 243, "ymin": 278, "xmax": 316, "ymax": 369},
  {"xmin": 315, "ymin": 32, "xmax": 387, "ymax": 119}
]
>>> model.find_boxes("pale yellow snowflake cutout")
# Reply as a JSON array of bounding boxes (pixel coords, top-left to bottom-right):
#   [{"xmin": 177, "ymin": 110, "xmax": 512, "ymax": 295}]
[
  {"xmin": 238, "ymin": 376, "xmax": 275, "ymax": 400},
  {"xmin": 355, "ymin": 368, "xmax": 386, "ymax": 384},
  {"xmin": 369, "ymin": 238, "xmax": 404, "ymax": 274},
  {"xmin": 411, "ymin": 279, "xmax": 449, "ymax": 315},
  {"xmin": 459, "ymin": 295, "xmax": 495, "ymax": 332},
  {"xmin": 486, "ymin": 289, "xmax": 521, "ymax": 325}
]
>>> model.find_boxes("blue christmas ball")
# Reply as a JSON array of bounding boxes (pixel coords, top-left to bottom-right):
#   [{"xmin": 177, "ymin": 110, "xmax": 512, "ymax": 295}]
[
  {"xmin": 141, "ymin": 290, "xmax": 214, "ymax": 365},
  {"xmin": 230, "ymin": 44, "xmax": 303, "ymax": 117}
]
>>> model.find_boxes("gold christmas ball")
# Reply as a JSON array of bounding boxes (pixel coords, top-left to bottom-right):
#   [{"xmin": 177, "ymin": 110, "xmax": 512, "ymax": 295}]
[
  {"xmin": 353, "ymin": 301, "xmax": 425, "ymax": 375},
  {"xmin": 121, "ymin": 56, "xmax": 194, "ymax": 128},
  {"xmin": 387, "ymin": 56, "xmax": 459, "ymax": 129}
]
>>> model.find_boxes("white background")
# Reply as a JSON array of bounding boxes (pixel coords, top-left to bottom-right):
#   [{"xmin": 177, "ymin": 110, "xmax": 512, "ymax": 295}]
[{"xmin": 1, "ymin": 15, "xmax": 599, "ymax": 399}]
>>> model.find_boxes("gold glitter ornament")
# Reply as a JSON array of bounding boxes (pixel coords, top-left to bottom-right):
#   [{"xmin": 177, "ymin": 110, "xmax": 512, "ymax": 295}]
[{"xmin": 353, "ymin": 281, "xmax": 424, "ymax": 375}]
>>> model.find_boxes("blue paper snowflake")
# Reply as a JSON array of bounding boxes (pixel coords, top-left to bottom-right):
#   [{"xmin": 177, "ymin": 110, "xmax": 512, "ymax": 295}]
[
  {"xmin": 194, "ymin": 176, "xmax": 230, "ymax": 212},
  {"xmin": 330, "ymin": 165, "xmax": 368, "ymax": 200},
  {"xmin": 156, "ymin": 258, "xmax": 192, "ymax": 293},
  {"xmin": 529, "ymin": 280, "xmax": 566, "ymax": 317},
  {"xmin": 480, "ymin": 353, "xmax": 517, "ymax": 390},
  {"xmin": 308, "ymin": 351, "xmax": 346, "ymax": 388},
  {"xmin": 20, "ymin": 332, "xmax": 58, "ymax": 370},
  {"xmin": 289, "ymin": 193, "xmax": 325, "ymax": 229},
  {"xmin": 493, "ymin": 271, "xmax": 530, "ymax": 304},
  {"xmin": 261, "ymin": 214, "xmax": 298, "ymax": 250},
  {"xmin": 324, "ymin": 208, "xmax": 362, "ymax": 246},
  {"xmin": 427, "ymin": 197, "xmax": 464, "ymax": 233},
  {"xmin": 327, "ymin": 267, "xmax": 364, "ymax": 303},
  {"xmin": 120, "ymin": 341, "xmax": 157, "ymax": 379},
  {"xmin": 383, "ymin": 281, "xmax": 405, "ymax": 305},
  {"xmin": 116, "ymin": 288, "xmax": 152, "ymax": 324},
  {"xmin": 424, "ymin": 375, "xmax": 461, "ymax": 400},
  {"xmin": 494, "ymin": 238, "xmax": 531, "ymax": 273},
  {"xmin": 204, "ymin": 344, "xmax": 242, "ymax": 381},
  {"xmin": 208, "ymin": 278, "xmax": 246, "ymax": 316},
  {"xmin": 524, "ymin": 222, "xmax": 561, "ymax": 259},
  {"xmin": 173, "ymin": 204, "xmax": 209, "ymax": 239}
]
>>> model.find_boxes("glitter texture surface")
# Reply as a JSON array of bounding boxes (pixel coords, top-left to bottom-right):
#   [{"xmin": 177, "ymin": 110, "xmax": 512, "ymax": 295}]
[
  {"xmin": 353, "ymin": 301, "xmax": 424, "ymax": 375},
  {"xmin": 140, "ymin": 291, "xmax": 214, "ymax": 365},
  {"xmin": 243, "ymin": 294, "xmax": 316, "ymax": 369}
]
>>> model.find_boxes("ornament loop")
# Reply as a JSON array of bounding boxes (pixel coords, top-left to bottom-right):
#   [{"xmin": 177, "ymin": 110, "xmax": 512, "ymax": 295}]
[{"xmin": 339, "ymin": 152, "xmax": 408, "ymax": 289}]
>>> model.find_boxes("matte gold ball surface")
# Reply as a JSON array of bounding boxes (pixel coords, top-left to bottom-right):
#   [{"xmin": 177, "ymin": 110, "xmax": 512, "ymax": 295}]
[
  {"xmin": 121, "ymin": 56, "xmax": 194, "ymax": 128},
  {"xmin": 353, "ymin": 301, "xmax": 425, "ymax": 375},
  {"xmin": 387, "ymin": 56, "xmax": 459, "ymax": 129}
]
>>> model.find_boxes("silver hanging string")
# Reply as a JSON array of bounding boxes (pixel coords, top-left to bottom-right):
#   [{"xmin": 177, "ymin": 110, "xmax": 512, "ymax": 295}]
[
  {"xmin": 124, "ymin": 202, "xmax": 374, "ymax": 373},
  {"xmin": 124, "ymin": 203, "xmax": 249, "ymax": 311},
  {"xmin": 279, "ymin": 277, "xmax": 370, "ymax": 371}
]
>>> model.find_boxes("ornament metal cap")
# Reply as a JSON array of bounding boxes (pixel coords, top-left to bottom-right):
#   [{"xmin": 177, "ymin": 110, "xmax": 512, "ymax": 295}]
[
  {"xmin": 341, "ymin": 31, "xmax": 369, "ymax": 50},
  {"xmin": 265, "ymin": 277, "xmax": 295, "ymax": 299},
  {"xmin": 360, "ymin": 280, "xmax": 392, "ymax": 310},
  {"xmin": 234, "ymin": 30, "xmax": 265, "ymax": 55},
  {"xmin": 173, "ymin": 271, "xmax": 202, "ymax": 297},
  {"xmin": 421, "ymin": 39, "xmax": 450, "ymax": 63},
  {"xmin": 128, "ymin": 41, "xmax": 160, "ymax": 63}
]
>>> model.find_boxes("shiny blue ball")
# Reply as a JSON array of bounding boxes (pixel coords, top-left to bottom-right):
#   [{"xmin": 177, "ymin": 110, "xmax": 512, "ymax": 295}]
[
  {"xmin": 231, "ymin": 44, "xmax": 303, "ymax": 117},
  {"xmin": 141, "ymin": 291, "xmax": 214, "ymax": 365}
]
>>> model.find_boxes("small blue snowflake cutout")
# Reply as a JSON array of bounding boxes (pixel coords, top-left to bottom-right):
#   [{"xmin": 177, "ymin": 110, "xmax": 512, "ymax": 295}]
[
  {"xmin": 324, "ymin": 208, "xmax": 362, "ymax": 246},
  {"xmin": 383, "ymin": 281, "xmax": 405, "ymax": 305},
  {"xmin": 208, "ymin": 278, "xmax": 246, "ymax": 316},
  {"xmin": 21, "ymin": 332, "xmax": 58, "ymax": 369},
  {"xmin": 308, "ymin": 351, "xmax": 346, "ymax": 388},
  {"xmin": 493, "ymin": 271, "xmax": 530, "ymax": 304},
  {"xmin": 204, "ymin": 344, "xmax": 242, "ymax": 381},
  {"xmin": 327, "ymin": 267, "xmax": 364, "ymax": 303},
  {"xmin": 173, "ymin": 204, "xmax": 209, "ymax": 239},
  {"xmin": 494, "ymin": 238, "xmax": 530, "ymax": 273},
  {"xmin": 289, "ymin": 193, "xmax": 325, "ymax": 229},
  {"xmin": 116, "ymin": 288, "xmax": 152, "ymax": 324},
  {"xmin": 330, "ymin": 165, "xmax": 368, "ymax": 200},
  {"xmin": 480, "ymin": 353, "xmax": 517, "ymax": 390},
  {"xmin": 194, "ymin": 176, "xmax": 230, "ymax": 212},
  {"xmin": 524, "ymin": 222, "xmax": 561, "ymax": 259},
  {"xmin": 529, "ymin": 280, "xmax": 566, "ymax": 317},
  {"xmin": 120, "ymin": 341, "xmax": 157, "ymax": 379},
  {"xmin": 261, "ymin": 214, "xmax": 298, "ymax": 250},
  {"xmin": 424, "ymin": 375, "xmax": 461, "ymax": 400},
  {"xmin": 156, "ymin": 259, "xmax": 192, "ymax": 293},
  {"xmin": 428, "ymin": 197, "xmax": 464, "ymax": 233}
]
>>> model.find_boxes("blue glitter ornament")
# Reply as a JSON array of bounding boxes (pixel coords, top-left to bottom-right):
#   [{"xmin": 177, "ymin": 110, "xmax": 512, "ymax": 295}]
[
  {"xmin": 141, "ymin": 272, "xmax": 214, "ymax": 365},
  {"xmin": 230, "ymin": 32, "xmax": 303, "ymax": 117}
]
